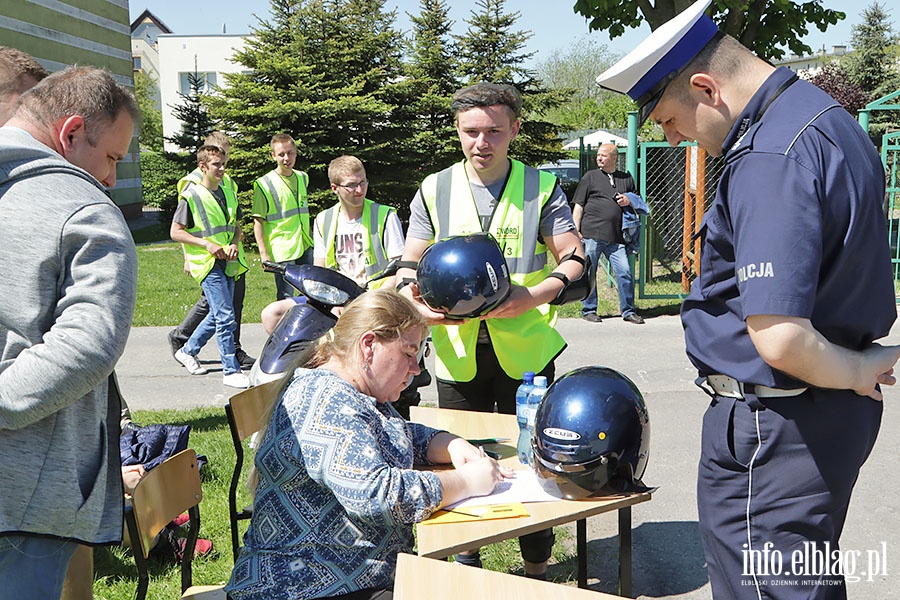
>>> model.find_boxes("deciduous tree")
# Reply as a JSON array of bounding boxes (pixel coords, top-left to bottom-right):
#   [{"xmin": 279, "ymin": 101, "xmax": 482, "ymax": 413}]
[
  {"xmin": 572, "ymin": 0, "xmax": 845, "ymax": 61},
  {"xmin": 134, "ymin": 70, "xmax": 163, "ymax": 152}
]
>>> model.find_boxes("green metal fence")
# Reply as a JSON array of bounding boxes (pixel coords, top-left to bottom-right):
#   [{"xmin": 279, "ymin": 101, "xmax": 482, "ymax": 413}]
[{"xmin": 882, "ymin": 131, "xmax": 900, "ymax": 291}]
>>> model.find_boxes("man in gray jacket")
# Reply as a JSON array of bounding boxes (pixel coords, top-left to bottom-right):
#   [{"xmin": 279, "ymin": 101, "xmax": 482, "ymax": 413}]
[{"xmin": 0, "ymin": 66, "xmax": 139, "ymax": 598}]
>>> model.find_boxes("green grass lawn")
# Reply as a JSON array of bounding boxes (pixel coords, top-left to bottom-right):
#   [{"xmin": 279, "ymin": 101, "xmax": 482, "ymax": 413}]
[{"xmin": 133, "ymin": 243, "xmax": 274, "ymax": 328}]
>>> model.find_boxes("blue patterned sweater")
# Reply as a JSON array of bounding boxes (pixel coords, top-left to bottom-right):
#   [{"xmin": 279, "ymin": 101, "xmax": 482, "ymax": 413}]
[{"xmin": 227, "ymin": 368, "xmax": 445, "ymax": 599}]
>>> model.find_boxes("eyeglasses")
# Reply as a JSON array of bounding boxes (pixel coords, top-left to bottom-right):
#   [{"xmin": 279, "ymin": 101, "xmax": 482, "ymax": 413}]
[{"xmin": 338, "ymin": 180, "xmax": 368, "ymax": 191}]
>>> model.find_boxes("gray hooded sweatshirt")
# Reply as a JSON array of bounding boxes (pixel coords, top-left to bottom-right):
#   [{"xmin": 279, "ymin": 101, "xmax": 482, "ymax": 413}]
[{"xmin": 0, "ymin": 127, "xmax": 137, "ymax": 544}]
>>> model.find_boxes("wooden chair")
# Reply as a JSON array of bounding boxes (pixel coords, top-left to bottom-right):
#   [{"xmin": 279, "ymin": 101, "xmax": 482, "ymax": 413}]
[
  {"xmin": 124, "ymin": 448, "xmax": 225, "ymax": 600},
  {"xmin": 225, "ymin": 379, "xmax": 282, "ymax": 561}
]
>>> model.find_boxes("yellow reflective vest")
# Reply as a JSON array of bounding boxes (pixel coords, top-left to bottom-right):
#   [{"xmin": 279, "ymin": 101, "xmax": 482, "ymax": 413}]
[
  {"xmin": 420, "ymin": 159, "xmax": 565, "ymax": 382},
  {"xmin": 180, "ymin": 184, "xmax": 248, "ymax": 283},
  {"xmin": 253, "ymin": 170, "xmax": 313, "ymax": 262},
  {"xmin": 314, "ymin": 199, "xmax": 395, "ymax": 285}
]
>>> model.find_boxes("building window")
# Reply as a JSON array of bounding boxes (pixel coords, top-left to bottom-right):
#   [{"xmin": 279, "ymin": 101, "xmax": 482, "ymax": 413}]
[
  {"xmin": 133, "ymin": 56, "xmax": 142, "ymax": 71},
  {"xmin": 178, "ymin": 72, "xmax": 218, "ymax": 95}
]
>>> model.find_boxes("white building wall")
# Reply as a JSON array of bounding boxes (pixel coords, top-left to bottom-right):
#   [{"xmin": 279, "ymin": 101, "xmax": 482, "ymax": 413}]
[{"xmin": 158, "ymin": 34, "xmax": 248, "ymax": 152}]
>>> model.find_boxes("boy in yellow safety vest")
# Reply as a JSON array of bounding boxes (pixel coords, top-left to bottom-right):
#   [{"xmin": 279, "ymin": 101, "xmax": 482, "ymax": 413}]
[
  {"xmin": 252, "ymin": 133, "xmax": 314, "ymax": 300},
  {"xmin": 170, "ymin": 145, "xmax": 250, "ymax": 389}
]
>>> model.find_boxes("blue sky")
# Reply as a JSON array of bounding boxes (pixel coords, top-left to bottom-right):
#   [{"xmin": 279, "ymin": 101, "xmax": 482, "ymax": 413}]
[{"xmin": 131, "ymin": 0, "xmax": 877, "ymax": 62}]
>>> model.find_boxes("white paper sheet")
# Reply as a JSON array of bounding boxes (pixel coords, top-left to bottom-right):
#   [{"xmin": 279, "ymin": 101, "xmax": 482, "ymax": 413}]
[{"xmin": 446, "ymin": 468, "xmax": 563, "ymax": 509}]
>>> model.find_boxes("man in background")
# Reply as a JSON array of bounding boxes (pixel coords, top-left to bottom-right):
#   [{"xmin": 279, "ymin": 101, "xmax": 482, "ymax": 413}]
[{"xmin": 572, "ymin": 143, "xmax": 643, "ymax": 324}]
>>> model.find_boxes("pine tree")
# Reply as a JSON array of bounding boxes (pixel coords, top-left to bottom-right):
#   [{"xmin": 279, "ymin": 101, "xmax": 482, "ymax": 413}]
[
  {"xmin": 455, "ymin": 0, "xmax": 567, "ymax": 167},
  {"xmin": 207, "ymin": 0, "xmax": 412, "ymax": 213},
  {"xmin": 844, "ymin": 2, "xmax": 900, "ymax": 99},
  {"xmin": 166, "ymin": 70, "xmax": 215, "ymax": 154},
  {"xmin": 402, "ymin": 0, "xmax": 461, "ymax": 175}
]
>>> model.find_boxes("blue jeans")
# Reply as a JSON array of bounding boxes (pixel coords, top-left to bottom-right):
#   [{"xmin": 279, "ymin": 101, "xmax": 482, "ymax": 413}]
[
  {"xmin": 581, "ymin": 237, "xmax": 636, "ymax": 318},
  {"xmin": 274, "ymin": 246, "xmax": 314, "ymax": 300},
  {"xmin": 184, "ymin": 265, "xmax": 240, "ymax": 374},
  {"xmin": 0, "ymin": 536, "xmax": 78, "ymax": 599}
]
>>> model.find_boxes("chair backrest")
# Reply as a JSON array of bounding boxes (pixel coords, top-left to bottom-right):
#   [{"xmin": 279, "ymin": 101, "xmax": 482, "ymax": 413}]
[
  {"xmin": 125, "ymin": 449, "xmax": 202, "ymax": 600},
  {"xmin": 225, "ymin": 379, "xmax": 282, "ymax": 561}
]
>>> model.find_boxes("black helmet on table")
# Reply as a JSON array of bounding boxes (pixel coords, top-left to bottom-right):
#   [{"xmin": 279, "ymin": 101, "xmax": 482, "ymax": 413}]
[
  {"xmin": 416, "ymin": 233, "xmax": 511, "ymax": 319},
  {"xmin": 531, "ymin": 366, "xmax": 650, "ymax": 499}
]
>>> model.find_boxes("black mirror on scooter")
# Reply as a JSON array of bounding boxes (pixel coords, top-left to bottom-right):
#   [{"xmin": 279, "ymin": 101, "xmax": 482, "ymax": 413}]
[
  {"xmin": 262, "ymin": 260, "xmax": 285, "ymax": 274},
  {"xmin": 365, "ymin": 258, "xmax": 400, "ymax": 288}
]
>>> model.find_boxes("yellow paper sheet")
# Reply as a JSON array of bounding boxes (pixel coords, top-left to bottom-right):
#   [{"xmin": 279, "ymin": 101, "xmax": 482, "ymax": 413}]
[{"xmin": 420, "ymin": 502, "xmax": 530, "ymax": 525}]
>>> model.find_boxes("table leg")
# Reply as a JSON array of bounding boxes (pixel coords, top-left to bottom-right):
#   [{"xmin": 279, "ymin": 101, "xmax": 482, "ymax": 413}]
[
  {"xmin": 577, "ymin": 518, "xmax": 587, "ymax": 588},
  {"xmin": 618, "ymin": 506, "xmax": 633, "ymax": 597}
]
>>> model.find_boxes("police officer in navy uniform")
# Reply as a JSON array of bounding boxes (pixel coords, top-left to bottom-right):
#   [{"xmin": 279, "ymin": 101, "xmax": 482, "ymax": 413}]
[{"xmin": 598, "ymin": 1, "xmax": 900, "ymax": 598}]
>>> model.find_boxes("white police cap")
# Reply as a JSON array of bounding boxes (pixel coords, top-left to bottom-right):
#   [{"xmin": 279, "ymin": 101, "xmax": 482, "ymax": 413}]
[{"xmin": 596, "ymin": 0, "xmax": 718, "ymax": 124}]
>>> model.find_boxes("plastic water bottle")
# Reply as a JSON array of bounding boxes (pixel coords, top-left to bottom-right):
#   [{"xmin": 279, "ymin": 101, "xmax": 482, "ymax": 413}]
[
  {"xmin": 527, "ymin": 376, "xmax": 548, "ymax": 426},
  {"xmin": 515, "ymin": 372, "xmax": 536, "ymax": 464}
]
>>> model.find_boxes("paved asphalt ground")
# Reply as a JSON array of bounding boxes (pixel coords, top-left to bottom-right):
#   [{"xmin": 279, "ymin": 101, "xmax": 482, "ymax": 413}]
[{"xmin": 117, "ymin": 315, "xmax": 900, "ymax": 599}]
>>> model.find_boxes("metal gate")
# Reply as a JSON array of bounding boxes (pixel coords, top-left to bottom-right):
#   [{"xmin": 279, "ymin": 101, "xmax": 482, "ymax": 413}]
[{"xmin": 882, "ymin": 131, "xmax": 900, "ymax": 294}]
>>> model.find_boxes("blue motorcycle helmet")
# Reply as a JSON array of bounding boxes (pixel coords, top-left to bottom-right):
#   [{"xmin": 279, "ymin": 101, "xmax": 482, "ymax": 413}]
[
  {"xmin": 416, "ymin": 233, "xmax": 511, "ymax": 319},
  {"xmin": 531, "ymin": 366, "xmax": 651, "ymax": 499}
]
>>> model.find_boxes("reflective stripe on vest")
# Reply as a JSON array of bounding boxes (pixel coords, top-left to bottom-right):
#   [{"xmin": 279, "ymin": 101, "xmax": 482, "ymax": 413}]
[
  {"xmin": 420, "ymin": 159, "xmax": 564, "ymax": 381},
  {"xmin": 182, "ymin": 185, "xmax": 248, "ymax": 283},
  {"xmin": 317, "ymin": 199, "xmax": 394, "ymax": 278},
  {"xmin": 255, "ymin": 170, "xmax": 312, "ymax": 261}
]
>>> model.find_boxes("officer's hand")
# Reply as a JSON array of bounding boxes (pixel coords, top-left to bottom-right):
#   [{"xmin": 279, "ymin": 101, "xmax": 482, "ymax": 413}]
[
  {"xmin": 481, "ymin": 285, "xmax": 534, "ymax": 320},
  {"xmin": 224, "ymin": 244, "xmax": 239, "ymax": 260},
  {"xmin": 856, "ymin": 344, "xmax": 900, "ymax": 400}
]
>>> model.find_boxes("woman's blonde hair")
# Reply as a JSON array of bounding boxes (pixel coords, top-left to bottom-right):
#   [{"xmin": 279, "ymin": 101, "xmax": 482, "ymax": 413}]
[
  {"xmin": 248, "ymin": 288, "xmax": 426, "ymax": 493},
  {"xmin": 309, "ymin": 287, "xmax": 427, "ymax": 370}
]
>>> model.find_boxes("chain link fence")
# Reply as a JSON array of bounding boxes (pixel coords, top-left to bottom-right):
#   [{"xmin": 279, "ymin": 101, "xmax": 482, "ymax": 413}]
[{"xmin": 637, "ymin": 142, "xmax": 724, "ymax": 299}]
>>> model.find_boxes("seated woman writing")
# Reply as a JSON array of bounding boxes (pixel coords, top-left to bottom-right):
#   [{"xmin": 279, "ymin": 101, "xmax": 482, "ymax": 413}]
[{"xmin": 227, "ymin": 288, "xmax": 513, "ymax": 600}]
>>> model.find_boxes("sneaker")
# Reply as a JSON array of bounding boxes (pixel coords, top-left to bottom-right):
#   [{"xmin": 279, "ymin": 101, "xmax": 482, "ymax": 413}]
[
  {"xmin": 175, "ymin": 349, "xmax": 208, "ymax": 375},
  {"xmin": 581, "ymin": 312, "xmax": 602, "ymax": 323},
  {"xmin": 167, "ymin": 329, "xmax": 184, "ymax": 357},
  {"xmin": 624, "ymin": 313, "xmax": 645, "ymax": 324},
  {"xmin": 235, "ymin": 348, "xmax": 256, "ymax": 368},
  {"xmin": 223, "ymin": 371, "xmax": 250, "ymax": 389}
]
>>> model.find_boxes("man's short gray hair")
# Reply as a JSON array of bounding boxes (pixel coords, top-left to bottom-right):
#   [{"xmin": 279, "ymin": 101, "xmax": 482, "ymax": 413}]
[{"xmin": 15, "ymin": 66, "xmax": 138, "ymax": 143}]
